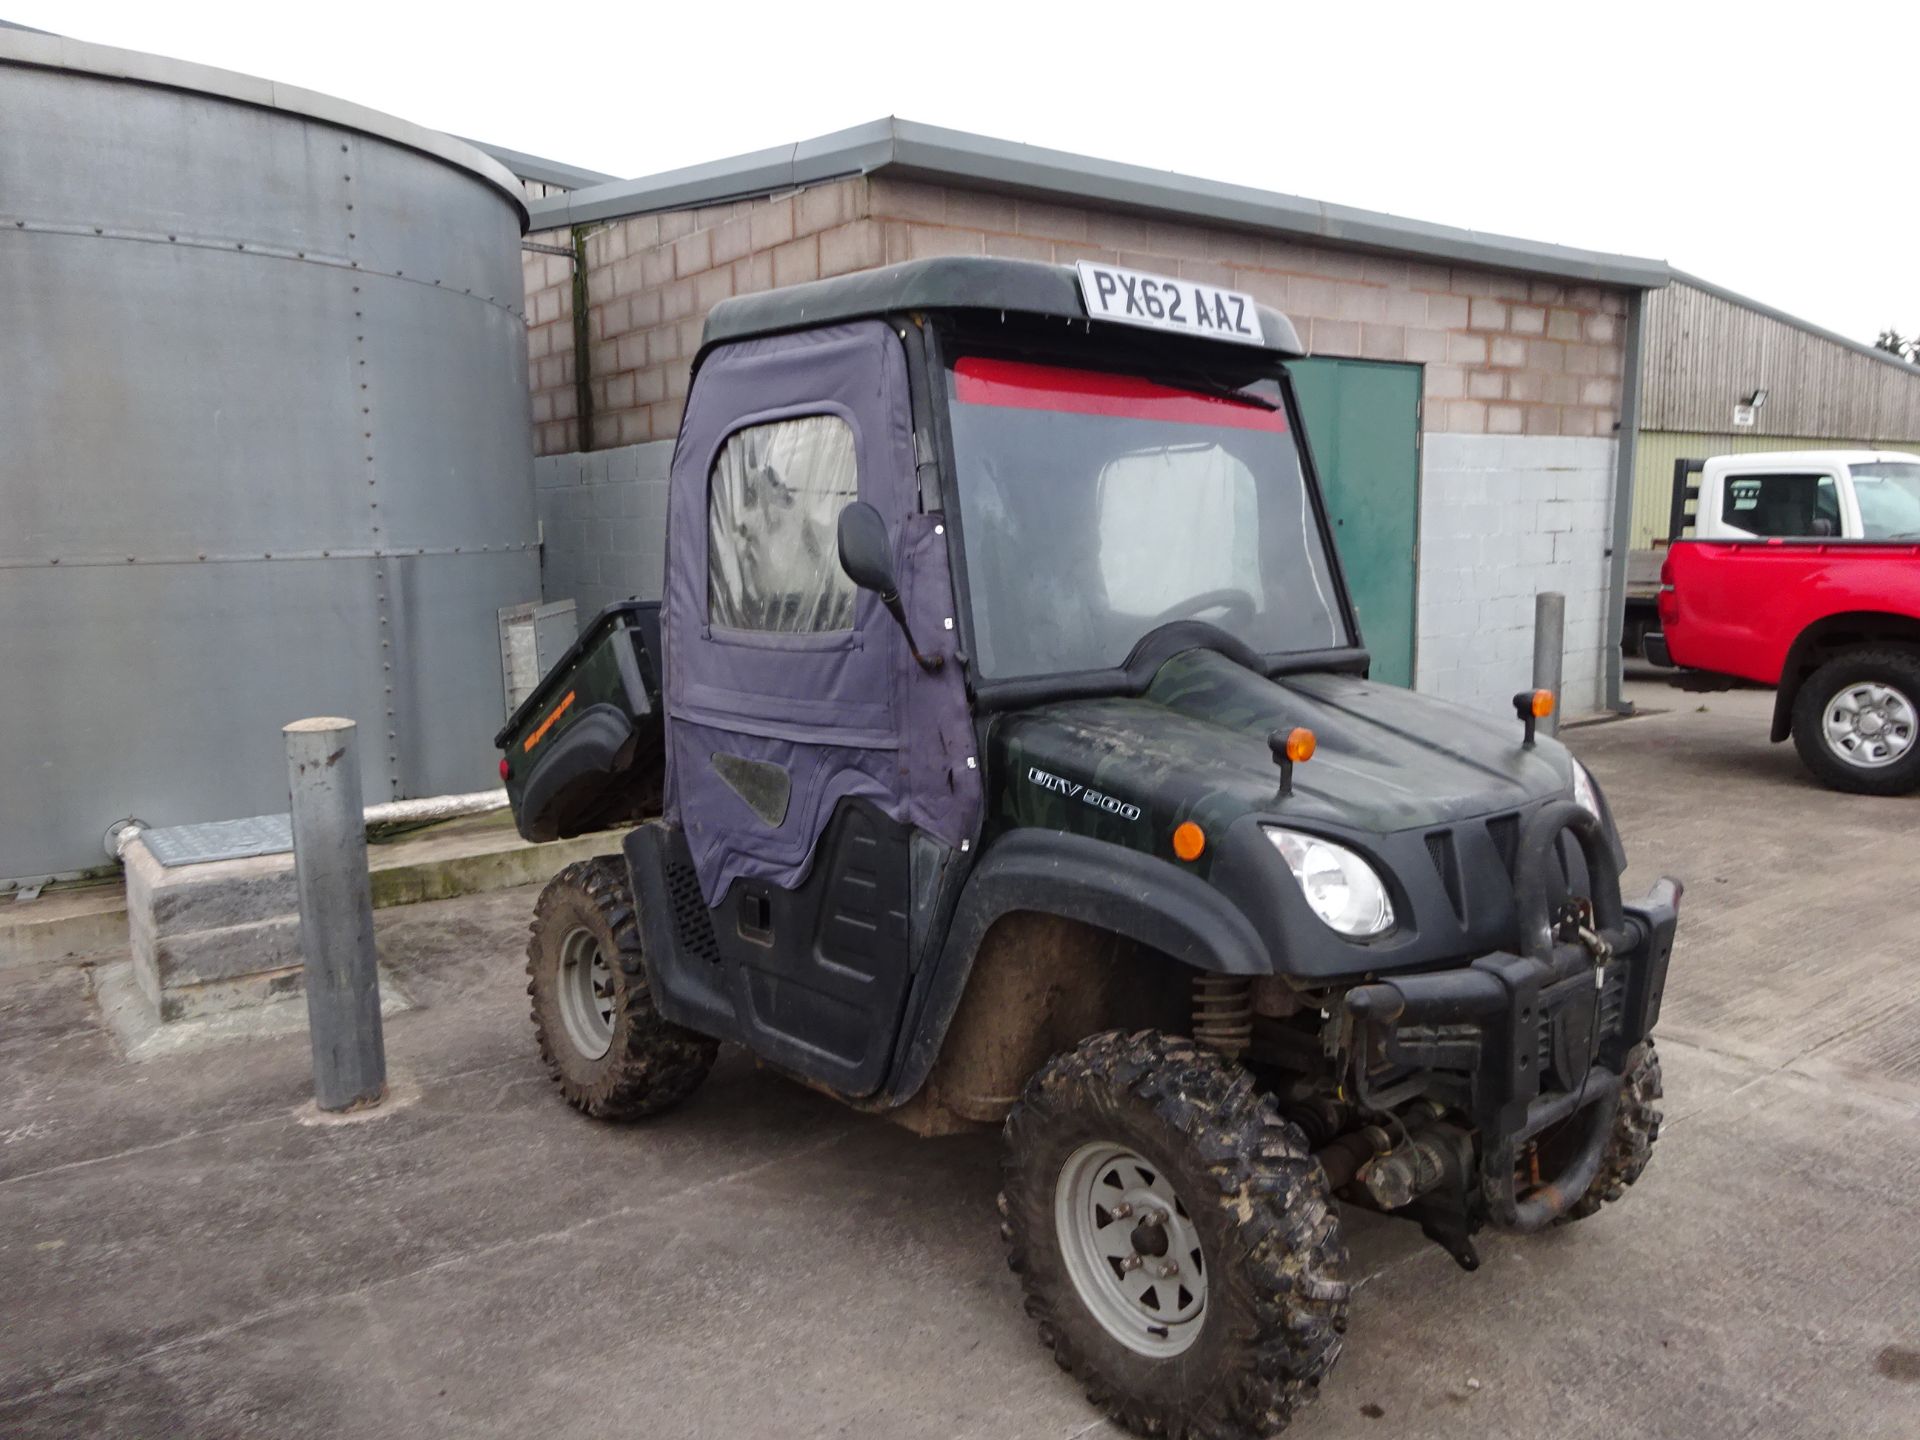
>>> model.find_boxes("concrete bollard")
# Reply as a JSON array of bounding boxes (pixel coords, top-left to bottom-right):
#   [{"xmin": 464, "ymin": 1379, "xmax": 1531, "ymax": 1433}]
[
  {"xmin": 1532, "ymin": 592, "xmax": 1566, "ymax": 738},
  {"xmin": 284, "ymin": 718, "xmax": 386, "ymax": 1111}
]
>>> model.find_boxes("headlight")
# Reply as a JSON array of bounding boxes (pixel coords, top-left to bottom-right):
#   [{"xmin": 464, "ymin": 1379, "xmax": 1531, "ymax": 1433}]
[
  {"xmin": 1570, "ymin": 760, "xmax": 1602, "ymax": 821},
  {"xmin": 1263, "ymin": 827, "xmax": 1395, "ymax": 938}
]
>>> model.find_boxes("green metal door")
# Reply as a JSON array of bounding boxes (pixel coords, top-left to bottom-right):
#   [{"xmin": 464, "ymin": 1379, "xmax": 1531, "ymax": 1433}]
[{"xmin": 1289, "ymin": 358, "xmax": 1421, "ymax": 687}]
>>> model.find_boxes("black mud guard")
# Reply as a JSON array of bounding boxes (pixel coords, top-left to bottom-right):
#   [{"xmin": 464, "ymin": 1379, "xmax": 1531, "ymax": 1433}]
[
  {"xmin": 883, "ymin": 829, "xmax": 1270, "ymax": 1104},
  {"xmin": 516, "ymin": 703, "xmax": 635, "ymax": 842}
]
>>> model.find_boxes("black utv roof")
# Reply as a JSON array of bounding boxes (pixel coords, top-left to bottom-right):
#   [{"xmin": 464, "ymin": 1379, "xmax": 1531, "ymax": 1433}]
[{"xmin": 700, "ymin": 256, "xmax": 1306, "ymax": 359}]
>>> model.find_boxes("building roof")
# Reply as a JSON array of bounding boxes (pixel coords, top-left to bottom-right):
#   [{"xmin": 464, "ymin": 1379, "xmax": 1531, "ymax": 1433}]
[
  {"xmin": 1668, "ymin": 270, "xmax": 1920, "ymax": 380},
  {"xmin": 527, "ymin": 116, "xmax": 1672, "ymax": 290},
  {"xmin": 458, "ymin": 138, "xmax": 619, "ymax": 194},
  {"xmin": 700, "ymin": 256, "xmax": 1305, "ymax": 357}
]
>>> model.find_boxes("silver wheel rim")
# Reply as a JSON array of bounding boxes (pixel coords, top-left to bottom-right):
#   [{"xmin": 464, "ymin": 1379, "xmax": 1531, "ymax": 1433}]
[
  {"xmin": 1054, "ymin": 1142, "xmax": 1208, "ymax": 1358},
  {"xmin": 557, "ymin": 926, "xmax": 615, "ymax": 1060},
  {"xmin": 1821, "ymin": 681, "xmax": 1917, "ymax": 769}
]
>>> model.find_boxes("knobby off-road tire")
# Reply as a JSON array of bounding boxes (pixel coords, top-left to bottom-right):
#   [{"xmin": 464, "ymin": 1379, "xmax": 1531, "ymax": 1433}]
[
  {"xmin": 1000, "ymin": 1030, "xmax": 1350, "ymax": 1440},
  {"xmin": 1790, "ymin": 649, "xmax": 1920, "ymax": 796},
  {"xmin": 526, "ymin": 858, "xmax": 716, "ymax": 1120},
  {"xmin": 1556, "ymin": 1041, "xmax": 1663, "ymax": 1224}
]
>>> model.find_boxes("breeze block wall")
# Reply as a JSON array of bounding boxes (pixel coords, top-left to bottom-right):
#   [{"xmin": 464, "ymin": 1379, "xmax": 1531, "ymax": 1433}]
[
  {"xmin": 533, "ymin": 439, "xmax": 674, "ymax": 619},
  {"xmin": 522, "ymin": 176, "xmax": 1632, "ymax": 715}
]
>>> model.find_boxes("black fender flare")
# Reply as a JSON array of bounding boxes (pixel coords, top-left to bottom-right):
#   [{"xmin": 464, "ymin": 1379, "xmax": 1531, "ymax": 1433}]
[
  {"xmin": 517, "ymin": 704, "xmax": 634, "ymax": 842},
  {"xmin": 884, "ymin": 829, "xmax": 1271, "ymax": 1104}
]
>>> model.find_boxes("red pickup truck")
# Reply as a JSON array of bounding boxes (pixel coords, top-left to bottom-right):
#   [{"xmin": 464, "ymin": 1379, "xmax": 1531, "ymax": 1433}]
[{"xmin": 1647, "ymin": 540, "xmax": 1920, "ymax": 794}]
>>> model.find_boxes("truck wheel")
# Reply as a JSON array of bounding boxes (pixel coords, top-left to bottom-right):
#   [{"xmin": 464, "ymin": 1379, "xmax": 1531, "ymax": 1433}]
[
  {"xmin": 1000, "ymin": 1031, "xmax": 1349, "ymax": 1440},
  {"xmin": 1791, "ymin": 650, "xmax": 1920, "ymax": 795},
  {"xmin": 526, "ymin": 858, "xmax": 717, "ymax": 1120},
  {"xmin": 1555, "ymin": 1041, "xmax": 1663, "ymax": 1224}
]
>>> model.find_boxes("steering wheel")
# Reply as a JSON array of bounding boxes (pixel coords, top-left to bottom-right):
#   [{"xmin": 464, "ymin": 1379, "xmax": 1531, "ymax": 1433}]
[{"xmin": 1150, "ymin": 588, "xmax": 1258, "ymax": 628}]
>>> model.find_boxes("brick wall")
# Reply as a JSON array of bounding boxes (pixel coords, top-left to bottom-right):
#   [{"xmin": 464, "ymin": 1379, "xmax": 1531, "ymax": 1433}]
[
  {"xmin": 522, "ymin": 176, "xmax": 1630, "ymax": 458},
  {"xmin": 523, "ymin": 242, "xmax": 579, "ymax": 455}
]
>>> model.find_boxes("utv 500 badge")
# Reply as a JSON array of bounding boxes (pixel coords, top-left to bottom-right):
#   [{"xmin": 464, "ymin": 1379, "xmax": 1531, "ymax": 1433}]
[{"xmin": 498, "ymin": 257, "xmax": 1681, "ymax": 1440}]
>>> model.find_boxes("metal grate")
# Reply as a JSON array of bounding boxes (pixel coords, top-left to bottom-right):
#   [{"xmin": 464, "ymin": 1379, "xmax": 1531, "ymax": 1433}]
[
  {"xmin": 664, "ymin": 857, "xmax": 722, "ymax": 965},
  {"xmin": 142, "ymin": 814, "xmax": 293, "ymax": 867}
]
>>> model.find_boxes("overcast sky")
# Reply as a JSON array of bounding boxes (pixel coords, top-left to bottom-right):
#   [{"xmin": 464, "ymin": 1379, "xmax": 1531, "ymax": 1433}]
[{"xmin": 16, "ymin": 1, "xmax": 1916, "ymax": 344}]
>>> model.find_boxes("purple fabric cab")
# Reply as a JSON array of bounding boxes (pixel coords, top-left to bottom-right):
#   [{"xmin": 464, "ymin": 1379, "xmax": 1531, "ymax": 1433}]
[{"xmin": 662, "ymin": 320, "xmax": 981, "ymax": 903}]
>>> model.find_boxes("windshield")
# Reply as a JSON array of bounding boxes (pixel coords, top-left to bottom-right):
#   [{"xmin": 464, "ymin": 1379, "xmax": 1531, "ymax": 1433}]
[
  {"xmin": 1850, "ymin": 462, "xmax": 1920, "ymax": 539},
  {"xmin": 946, "ymin": 356, "xmax": 1348, "ymax": 681}
]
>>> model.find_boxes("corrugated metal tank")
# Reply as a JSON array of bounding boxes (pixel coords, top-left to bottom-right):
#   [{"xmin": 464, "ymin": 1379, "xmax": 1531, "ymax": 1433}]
[{"xmin": 0, "ymin": 32, "xmax": 539, "ymax": 883}]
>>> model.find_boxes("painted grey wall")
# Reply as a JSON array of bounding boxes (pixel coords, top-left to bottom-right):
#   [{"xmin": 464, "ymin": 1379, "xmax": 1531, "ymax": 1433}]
[
  {"xmin": 1414, "ymin": 435, "xmax": 1617, "ymax": 719},
  {"xmin": 535, "ymin": 441, "xmax": 675, "ymax": 623}
]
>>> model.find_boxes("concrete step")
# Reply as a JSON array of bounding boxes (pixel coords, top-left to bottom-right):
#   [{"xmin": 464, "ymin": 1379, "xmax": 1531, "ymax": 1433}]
[{"xmin": 1, "ymin": 813, "xmax": 622, "ymax": 973}]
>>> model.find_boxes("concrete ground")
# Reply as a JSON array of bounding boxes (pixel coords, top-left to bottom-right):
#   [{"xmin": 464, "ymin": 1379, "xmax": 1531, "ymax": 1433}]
[{"xmin": 3, "ymin": 675, "xmax": 1917, "ymax": 1439}]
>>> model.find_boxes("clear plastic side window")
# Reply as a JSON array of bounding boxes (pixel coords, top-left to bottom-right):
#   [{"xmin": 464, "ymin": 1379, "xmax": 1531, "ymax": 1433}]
[{"xmin": 707, "ymin": 415, "xmax": 859, "ymax": 633}]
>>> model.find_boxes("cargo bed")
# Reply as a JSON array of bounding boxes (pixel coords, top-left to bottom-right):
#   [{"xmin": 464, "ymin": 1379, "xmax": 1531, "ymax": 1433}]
[{"xmin": 495, "ymin": 601, "xmax": 665, "ymax": 843}]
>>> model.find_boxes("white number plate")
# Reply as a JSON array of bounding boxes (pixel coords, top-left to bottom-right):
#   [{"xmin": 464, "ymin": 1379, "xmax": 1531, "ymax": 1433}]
[{"xmin": 1074, "ymin": 261, "xmax": 1266, "ymax": 347}]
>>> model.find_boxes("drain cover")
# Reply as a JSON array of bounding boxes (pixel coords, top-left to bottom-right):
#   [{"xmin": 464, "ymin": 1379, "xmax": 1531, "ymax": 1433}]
[{"xmin": 141, "ymin": 814, "xmax": 294, "ymax": 867}]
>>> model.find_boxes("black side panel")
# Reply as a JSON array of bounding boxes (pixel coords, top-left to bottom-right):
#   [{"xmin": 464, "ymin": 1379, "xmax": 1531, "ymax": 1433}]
[{"xmin": 628, "ymin": 802, "xmax": 915, "ymax": 1098}]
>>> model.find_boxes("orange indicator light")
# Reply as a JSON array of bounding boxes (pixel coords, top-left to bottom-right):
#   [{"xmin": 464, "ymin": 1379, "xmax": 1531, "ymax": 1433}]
[
  {"xmin": 1530, "ymin": 690, "xmax": 1555, "ymax": 719},
  {"xmin": 1285, "ymin": 727, "xmax": 1316, "ymax": 763},
  {"xmin": 1172, "ymin": 821, "xmax": 1206, "ymax": 862}
]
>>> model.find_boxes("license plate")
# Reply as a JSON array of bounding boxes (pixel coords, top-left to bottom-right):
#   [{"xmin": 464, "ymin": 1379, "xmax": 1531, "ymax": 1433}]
[{"xmin": 1074, "ymin": 261, "xmax": 1266, "ymax": 347}]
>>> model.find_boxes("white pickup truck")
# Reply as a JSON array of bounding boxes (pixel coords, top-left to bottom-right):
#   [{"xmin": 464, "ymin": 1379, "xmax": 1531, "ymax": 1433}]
[{"xmin": 1622, "ymin": 449, "xmax": 1920, "ymax": 655}]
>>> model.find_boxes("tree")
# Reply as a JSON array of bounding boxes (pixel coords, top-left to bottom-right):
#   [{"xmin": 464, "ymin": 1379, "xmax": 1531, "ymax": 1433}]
[{"xmin": 1875, "ymin": 329, "xmax": 1918, "ymax": 363}]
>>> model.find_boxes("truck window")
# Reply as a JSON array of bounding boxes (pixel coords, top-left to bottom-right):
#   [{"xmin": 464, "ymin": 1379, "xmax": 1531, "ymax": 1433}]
[
  {"xmin": 946, "ymin": 356, "xmax": 1346, "ymax": 681},
  {"xmin": 1849, "ymin": 462, "xmax": 1920, "ymax": 539},
  {"xmin": 1723, "ymin": 472, "xmax": 1837, "ymax": 538},
  {"xmin": 708, "ymin": 414, "xmax": 859, "ymax": 633}
]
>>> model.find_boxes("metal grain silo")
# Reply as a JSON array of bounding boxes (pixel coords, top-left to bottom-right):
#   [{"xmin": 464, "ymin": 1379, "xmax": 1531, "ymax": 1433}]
[{"xmin": 0, "ymin": 30, "xmax": 539, "ymax": 883}]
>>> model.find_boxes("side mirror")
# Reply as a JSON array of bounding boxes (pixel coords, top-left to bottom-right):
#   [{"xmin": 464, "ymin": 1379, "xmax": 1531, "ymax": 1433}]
[
  {"xmin": 836, "ymin": 501, "xmax": 898, "ymax": 598},
  {"xmin": 836, "ymin": 501, "xmax": 940, "ymax": 673}
]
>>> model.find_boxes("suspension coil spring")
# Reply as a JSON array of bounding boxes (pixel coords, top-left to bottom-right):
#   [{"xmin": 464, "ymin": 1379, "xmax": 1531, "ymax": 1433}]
[{"xmin": 1192, "ymin": 975, "xmax": 1253, "ymax": 1057}]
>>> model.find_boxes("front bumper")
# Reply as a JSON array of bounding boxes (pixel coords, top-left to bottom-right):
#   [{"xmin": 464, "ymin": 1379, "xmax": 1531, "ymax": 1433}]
[
  {"xmin": 1343, "ymin": 875, "xmax": 1681, "ymax": 1231},
  {"xmin": 1643, "ymin": 631, "xmax": 1674, "ymax": 668}
]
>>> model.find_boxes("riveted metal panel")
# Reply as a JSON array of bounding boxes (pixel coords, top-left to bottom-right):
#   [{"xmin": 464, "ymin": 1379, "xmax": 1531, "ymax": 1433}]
[
  {"xmin": 0, "ymin": 559, "xmax": 389, "ymax": 881},
  {"xmin": 0, "ymin": 52, "xmax": 538, "ymax": 883}
]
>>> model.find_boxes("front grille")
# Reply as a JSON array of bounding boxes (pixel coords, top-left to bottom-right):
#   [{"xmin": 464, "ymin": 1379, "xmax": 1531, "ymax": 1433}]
[
  {"xmin": 1598, "ymin": 963, "xmax": 1629, "ymax": 1039},
  {"xmin": 1486, "ymin": 813, "xmax": 1520, "ymax": 877},
  {"xmin": 1425, "ymin": 830, "xmax": 1465, "ymax": 922}
]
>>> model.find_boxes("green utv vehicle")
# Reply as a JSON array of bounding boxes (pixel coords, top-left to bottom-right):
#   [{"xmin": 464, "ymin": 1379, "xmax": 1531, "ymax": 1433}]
[{"xmin": 498, "ymin": 257, "xmax": 1681, "ymax": 1439}]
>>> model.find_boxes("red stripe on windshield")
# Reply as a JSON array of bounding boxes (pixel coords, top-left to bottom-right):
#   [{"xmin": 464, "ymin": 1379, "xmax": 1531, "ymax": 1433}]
[{"xmin": 953, "ymin": 357, "xmax": 1287, "ymax": 433}]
